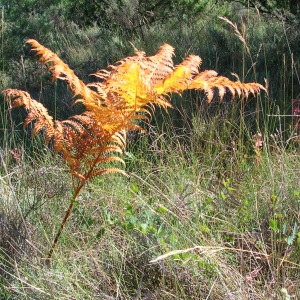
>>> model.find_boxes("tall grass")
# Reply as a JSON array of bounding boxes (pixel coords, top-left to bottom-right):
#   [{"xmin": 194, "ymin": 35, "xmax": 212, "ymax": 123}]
[
  {"xmin": 1, "ymin": 2, "xmax": 300, "ymax": 299},
  {"xmin": 2, "ymin": 116, "xmax": 300, "ymax": 299}
]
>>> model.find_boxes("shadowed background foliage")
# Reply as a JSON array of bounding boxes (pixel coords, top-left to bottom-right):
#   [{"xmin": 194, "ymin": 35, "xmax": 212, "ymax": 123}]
[{"xmin": 1, "ymin": 1, "xmax": 300, "ymax": 299}]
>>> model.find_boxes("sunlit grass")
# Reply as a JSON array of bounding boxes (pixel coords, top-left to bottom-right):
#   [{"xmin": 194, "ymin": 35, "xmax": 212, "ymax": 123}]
[{"xmin": 1, "ymin": 1, "xmax": 300, "ymax": 299}]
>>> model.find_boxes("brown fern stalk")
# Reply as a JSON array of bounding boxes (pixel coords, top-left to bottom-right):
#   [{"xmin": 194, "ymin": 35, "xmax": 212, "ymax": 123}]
[
  {"xmin": 46, "ymin": 148, "xmax": 125, "ymax": 261},
  {"xmin": 46, "ymin": 196, "xmax": 76, "ymax": 261},
  {"xmin": 3, "ymin": 39, "xmax": 266, "ymax": 261}
]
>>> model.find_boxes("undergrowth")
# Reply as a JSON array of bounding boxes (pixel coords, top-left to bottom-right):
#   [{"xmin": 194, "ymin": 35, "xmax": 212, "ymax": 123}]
[
  {"xmin": 1, "ymin": 103, "xmax": 300, "ymax": 299},
  {"xmin": 1, "ymin": 2, "xmax": 300, "ymax": 300}
]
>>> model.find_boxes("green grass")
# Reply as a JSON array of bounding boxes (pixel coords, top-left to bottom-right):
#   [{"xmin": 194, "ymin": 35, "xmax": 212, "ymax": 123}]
[
  {"xmin": 1, "ymin": 108, "xmax": 300, "ymax": 299},
  {"xmin": 1, "ymin": 1, "xmax": 300, "ymax": 299}
]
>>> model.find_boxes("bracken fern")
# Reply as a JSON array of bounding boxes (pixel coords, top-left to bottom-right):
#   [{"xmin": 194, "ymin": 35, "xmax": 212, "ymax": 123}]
[{"xmin": 2, "ymin": 39, "xmax": 266, "ymax": 260}]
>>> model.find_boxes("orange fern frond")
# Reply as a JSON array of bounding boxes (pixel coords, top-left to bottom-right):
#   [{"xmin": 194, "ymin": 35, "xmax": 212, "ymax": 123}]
[
  {"xmin": 2, "ymin": 89, "xmax": 125, "ymax": 181},
  {"xmin": 89, "ymin": 44, "xmax": 175, "ymax": 114},
  {"xmin": 89, "ymin": 168, "xmax": 129, "ymax": 181},
  {"xmin": 3, "ymin": 40, "xmax": 268, "ymax": 259},
  {"xmin": 26, "ymin": 39, "xmax": 103, "ymax": 105},
  {"xmin": 105, "ymin": 43, "xmax": 175, "ymax": 88},
  {"xmin": 142, "ymin": 43, "xmax": 175, "ymax": 87},
  {"xmin": 5, "ymin": 40, "xmax": 266, "ymax": 182},
  {"xmin": 158, "ymin": 55, "xmax": 202, "ymax": 94},
  {"xmin": 189, "ymin": 73, "xmax": 265, "ymax": 102},
  {"xmin": 195, "ymin": 70, "xmax": 218, "ymax": 80},
  {"xmin": 3, "ymin": 89, "xmax": 55, "ymax": 139}
]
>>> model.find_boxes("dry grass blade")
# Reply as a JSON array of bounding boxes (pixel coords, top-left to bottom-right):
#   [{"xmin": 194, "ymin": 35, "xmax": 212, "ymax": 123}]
[{"xmin": 149, "ymin": 245, "xmax": 271, "ymax": 264}]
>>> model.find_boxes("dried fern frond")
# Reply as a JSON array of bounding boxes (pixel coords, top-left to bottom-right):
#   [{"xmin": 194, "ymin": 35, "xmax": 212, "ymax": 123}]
[
  {"xmin": 3, "ymin": 40, "xmax": 267, "ymax": 259},
  {"xmin": 141, "ymin": 43, "xmax": 175, "ymax": 87},
  {"xmin": 2, "ymin": 90, "xmax": 125, "ymax": 181},
  {"xmin": 26, "ymin": 39, "xmax": 103, "ymax": 105},
  {"xmin": 89, "ymin": 44, "xmax": 175, "ymax": 113},
  {"xmin": 158, "ymin": 55, "xmax": 202, "ymax": 94},
  {"xmin": 188, "ymin": 72, "xmax": 265, "ymax": 102},
  {"xmin": 3, "ymin": 89, "xmax": 55, "ymax": 141},
  {"xmin": 4, "ymin": 40, "xmax": 266, "ymax": 182}
]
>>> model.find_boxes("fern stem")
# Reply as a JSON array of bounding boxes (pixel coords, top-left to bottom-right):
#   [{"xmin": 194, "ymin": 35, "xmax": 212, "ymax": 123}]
[
  {"xmin": 46, "ymin": 180, "xmax": 86, "ymax": 262},
  {"xmin": 46, "ymin": 201, "xmax": 74, "ymax": 261},
  {"xmin": 46, "ymin": 151, "xmax": 101, "ymax": 262}
]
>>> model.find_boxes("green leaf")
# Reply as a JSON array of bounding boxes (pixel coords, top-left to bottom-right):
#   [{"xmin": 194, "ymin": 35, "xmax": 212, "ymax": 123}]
[
  {"xmin": 220, "ymin": 192, "xmax": 227, "ymax": 200},
  {"xmin": 140, "ymin": 223, "xmax": 148, "ymax": 234},
  {"xmin": 269, "ymin": 219, "xmax": 279, "ymax": 232},
  {"xmin": 157, "ymin": 205, "xmax": 168, "ymax": 214},
  {"xmin": 131, "ymin": 183, "xmax": 140, "ymax": 193},
  {"xmin": 125, "ymin": 151, "xmax": 135, "ymax": 159}
]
